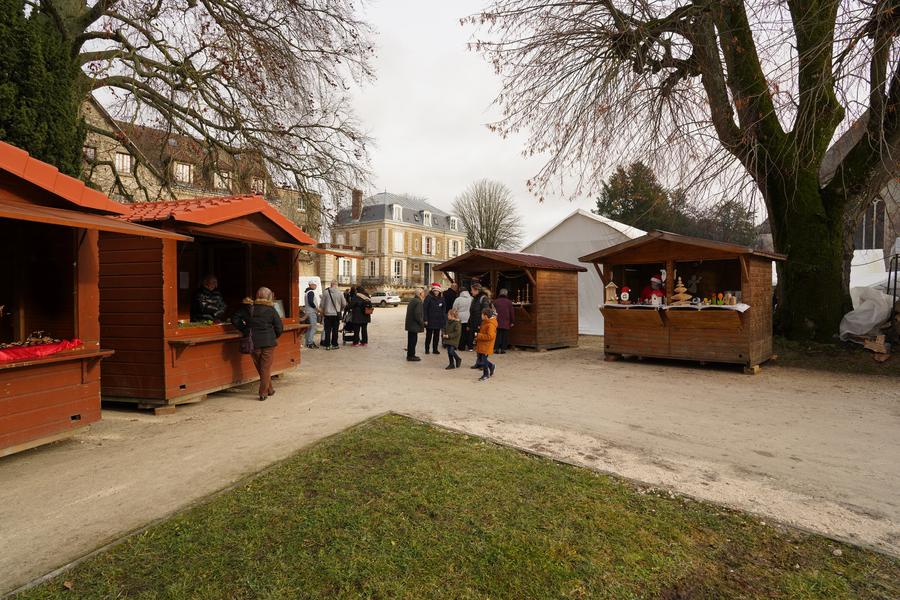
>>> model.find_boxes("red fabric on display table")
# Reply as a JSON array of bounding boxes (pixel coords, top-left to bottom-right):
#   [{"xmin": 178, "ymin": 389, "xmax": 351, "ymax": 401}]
[{"xmin": 0, "ymin": 339, "xmax": 83, "ymax": 362}]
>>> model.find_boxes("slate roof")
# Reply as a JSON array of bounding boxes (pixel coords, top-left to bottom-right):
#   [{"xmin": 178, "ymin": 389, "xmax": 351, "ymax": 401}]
[
  {"xmin": 121, "ymin": 194, "xmax": 317, "ymax": 245},
  {"xmin": 0, "ymin": 140, "xmax": 127, "ymax": 215},
  {"xmin": 335, "ymin": 192, "xmax": 458, "ymax": 231}
]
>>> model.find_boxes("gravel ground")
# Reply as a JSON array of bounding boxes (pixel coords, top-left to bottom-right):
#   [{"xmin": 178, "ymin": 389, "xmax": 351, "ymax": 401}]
[{"xmin": 1, "ymin": 307, "xmax": 898, "ymax": 594}]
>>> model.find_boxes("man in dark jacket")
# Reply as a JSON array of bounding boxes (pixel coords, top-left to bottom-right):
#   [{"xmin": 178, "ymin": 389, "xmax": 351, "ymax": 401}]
[
  {"xmin": 493, "ymin": 288, "xmax": 515, "ymax": 353},
  {"xmin": 191, "ymin": 275, "xmax": 226, "ymax": 322},
  {"xmin": 467, "ymin": 283, "xmax": 488, "ymax": 349},
  {"xmin": 423, "ymin": 283, "xmax": 447, "ymax": 355},
  {"xmin": 443, "ymin": 283, "xmax": 459, "ymax": 314},
  {"xmin": 405, "ymin": 287, "xmax": 425, "ymax": 361}
]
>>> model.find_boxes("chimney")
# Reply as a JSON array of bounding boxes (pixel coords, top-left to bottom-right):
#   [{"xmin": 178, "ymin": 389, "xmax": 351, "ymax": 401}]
[{"xmin": 351, "ymin": 189, "xmax": 363, "ymax": 221}]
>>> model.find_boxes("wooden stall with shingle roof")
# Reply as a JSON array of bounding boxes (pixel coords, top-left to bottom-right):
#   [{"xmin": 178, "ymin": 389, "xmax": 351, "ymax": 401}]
[
  {"xmin": 436, "ymin": 249, "xmax": 587, "ymax": 350},
  {"xmin": 0, "ymin": 141, "xmax": 187, "ymax": 456},
  {"xmin": 579, "ymin": 231, "xmax": 786, "ymax": 372},
  {"xmin": 98, "ymin": 195, "xmax": 315, "ymax": 409}
]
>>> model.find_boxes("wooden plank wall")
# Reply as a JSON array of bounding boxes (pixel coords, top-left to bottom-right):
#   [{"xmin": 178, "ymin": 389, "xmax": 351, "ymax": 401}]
[
  {"xmin": 163, "ymin": 336, "xmax": 300, "ymax": 402},
  {"xmin": 535, "ymin": 270, "xmax": 579, "ymax": 348},
  {"xmin": 99, "ymin": 233, "xmax": 166, "ymax": 399},
  {"xmin": 747, "ymin": 258, "xmax": 775, "ymax": 365},
  {"xmin": 0, "ymin": 359, "xmax": 101, "ymax": 455}
]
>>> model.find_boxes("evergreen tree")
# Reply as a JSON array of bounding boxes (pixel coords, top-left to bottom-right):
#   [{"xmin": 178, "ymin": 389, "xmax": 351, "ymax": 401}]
[
  {"xmin": 594, "ymin": 161, "xmax": 756, "ymax": 245},
  {"xmin": 0, "ymin": 1, "xmax": 84, "ymax": 175}
]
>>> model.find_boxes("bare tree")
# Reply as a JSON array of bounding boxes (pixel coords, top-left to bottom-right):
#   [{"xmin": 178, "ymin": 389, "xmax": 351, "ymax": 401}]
[
  {"xmin": 466, "ymin": 0, "xmax": 899, "ymax": 341},
  {"xmin": 453, "ymin": 180, "xmax": 524, "ymax": 249},
  {"xmin": 25, "ymin": 0, "xmax": 373, "ymax": 205}
]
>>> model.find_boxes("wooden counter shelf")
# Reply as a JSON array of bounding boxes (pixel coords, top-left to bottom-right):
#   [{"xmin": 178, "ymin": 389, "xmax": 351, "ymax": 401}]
[
  {"xmin": 0, "ymin": 348, "xmax": 114, "ymax": 371},
  {"xmin": 168, "ymin": 323, "xmax": 307, "ymax": 347}
]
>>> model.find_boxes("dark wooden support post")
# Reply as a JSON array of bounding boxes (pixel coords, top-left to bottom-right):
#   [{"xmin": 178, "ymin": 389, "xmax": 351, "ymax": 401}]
[{"xmin": 593, "ymin": 262, "xmax": 608, "ymax": 285}]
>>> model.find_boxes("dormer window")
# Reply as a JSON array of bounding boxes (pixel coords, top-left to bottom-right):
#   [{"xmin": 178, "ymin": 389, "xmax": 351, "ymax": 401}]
[
  {"xmin": 173, "ymin": 161, "xmax": 193, "ymax": 185},
  {"xmin": 250, "ymin": 176, "xmax": 266, "ymax": 194},
  {"xmin": 423, "ymin": 211, "xmax": 432, "ymax": 227},
  {"xmin": 392, "ymin": 205, "xmax": 403, "ymax": 221},
  {"xmin": 214, "ymin": 171, "xmax": 232, "ymax": 191},
  {"xmin": 450, "ymin": 217, "xmax": 459, "ymax": 231}
]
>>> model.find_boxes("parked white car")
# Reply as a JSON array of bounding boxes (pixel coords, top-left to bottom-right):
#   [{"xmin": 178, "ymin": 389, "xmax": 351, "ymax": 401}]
[{"xmin": 370, "ymin": 290, "xmax": 401, "ymax": 307}]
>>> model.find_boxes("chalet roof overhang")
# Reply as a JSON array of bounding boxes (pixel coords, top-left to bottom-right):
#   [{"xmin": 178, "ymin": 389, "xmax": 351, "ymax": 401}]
[
  {"xmin": 436, "ymin": 249, "xmax": 587, "ymax": 274},
  {"xmin": 0, "ymin": 200, "xmax": 191, "ymax": 240},
  {"xmin": 121, "ymin": 195, "xmax": 316, "ymax": 248},
  {"xmin": 0, "ymin": 140, "xmax": 128, "ymax": 215},
  {"xmin": 578, "ymin": 230, "xmax": 787, "ymax": 265}
]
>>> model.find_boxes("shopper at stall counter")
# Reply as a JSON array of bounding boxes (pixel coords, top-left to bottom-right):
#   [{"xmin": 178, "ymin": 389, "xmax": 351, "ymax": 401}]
[
  {"xmin": 640, "ymin": 275, "xmax": 666, "ymax": 304},
  {"xmin": 231, "ymin": 287, "xmax": 284, "ymax": 401},
  {"xmin": 191, "ymin": 275, "xmax": 227, "ymax": 323},
  {"xmin": 405, "ymin": 287, "xmax": 425, "ymax": 361},
  {"xmin": 493, "ymin": 289, "xmax": 515, "ymax": 353}
]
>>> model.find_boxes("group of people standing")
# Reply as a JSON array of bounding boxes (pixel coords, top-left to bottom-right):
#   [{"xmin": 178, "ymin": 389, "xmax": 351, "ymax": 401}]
[
  {"xmin": 303, "ymin": 280, "xmax": 373, "ymax": 350},
  {"xmin": 405, "ymin": 282, "xmax": 516, "ymax": 382}
]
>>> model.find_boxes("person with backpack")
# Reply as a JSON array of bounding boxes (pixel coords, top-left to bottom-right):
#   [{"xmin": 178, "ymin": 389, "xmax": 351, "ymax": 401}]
[
  {"xmin": 231, "ymin": 287, "xmax": 284, "ymax": 400},
  {"xmin": 349, "ymin": 286, "xmax": 373, "ymax": 347},
  {"xmin": 319, "ymin": 280, "xmax": 347, "ymax": 350}
]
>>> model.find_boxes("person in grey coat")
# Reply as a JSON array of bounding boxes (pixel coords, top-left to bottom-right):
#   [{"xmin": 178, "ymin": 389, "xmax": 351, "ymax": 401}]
[
  {"xmin": 319, "ymin": 280, "xmax": 347, "ymax": 350},
  {"xmin": 405, "ymin": 287, "xmax": 425, "ymax": 361}
]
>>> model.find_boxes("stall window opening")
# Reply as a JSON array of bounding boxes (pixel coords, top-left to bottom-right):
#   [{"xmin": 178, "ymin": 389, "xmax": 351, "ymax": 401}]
[
  {"xmin": 176, "ymin": 236, "xmax": 292, "ymax": 323},
  {"xmin": 0, "ymin": 220, "xmax": 76, "ymax": 345}
]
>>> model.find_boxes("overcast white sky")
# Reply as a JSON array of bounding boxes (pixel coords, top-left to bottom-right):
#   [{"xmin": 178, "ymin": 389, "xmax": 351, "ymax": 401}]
[{"xmin": 351, "ymin": 0, "xmax": 596, "ymax": 246}]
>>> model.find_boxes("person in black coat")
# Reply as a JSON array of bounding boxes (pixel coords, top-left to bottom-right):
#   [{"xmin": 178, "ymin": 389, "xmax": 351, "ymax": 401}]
[
  {"xmin": 443, "ymin": 283, "xmax": 459, "ymax": 314},
  {"xmin": 466, "ymin": 283, "xmax": 489, "ymax": 350},
  {"xmin": 348, "ymin": 286, "xmax": 373, "ymax": 346},
  {"xmin": 191, "ymin": 274, "xmax": 226, "ymax": 322},
  {"xmin": 423, "ymin": 284, "xmax": 447, "ymax": 354},
  {"xmin": 231, "ymin": 287, "xmax": 284, "ymax": 401}
]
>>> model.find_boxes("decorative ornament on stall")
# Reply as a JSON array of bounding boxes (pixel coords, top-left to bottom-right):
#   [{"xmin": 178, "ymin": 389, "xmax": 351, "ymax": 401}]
[
  {"xmin": 620, "ymin": 286, "xmax": 631, "ymax": 304},
  {"xmin": 604, "ymin": 281, "xmax": 619, "ymax": 304},
  {"xmin": 671, "ymin": 277, "xmax": 693, "ymax": 306}
]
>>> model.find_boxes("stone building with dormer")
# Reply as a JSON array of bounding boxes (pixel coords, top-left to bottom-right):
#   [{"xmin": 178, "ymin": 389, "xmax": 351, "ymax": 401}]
[
  {"xmin": 79, "ymin": 96, "xmax": 321, "ymax": 242},
  {"xmin": 331, "ymin": 190, "xmax": 467, "ymax": 289}
]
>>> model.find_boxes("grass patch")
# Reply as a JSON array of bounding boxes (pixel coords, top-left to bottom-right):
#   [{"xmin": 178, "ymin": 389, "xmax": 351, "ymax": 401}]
[
  {"xmin": 18, "ymin": 415, "xmax": 899, "ymax": 599},
  {"xmin": 774, "ymin": 337, "xmax": 898, "ymax": 377}
]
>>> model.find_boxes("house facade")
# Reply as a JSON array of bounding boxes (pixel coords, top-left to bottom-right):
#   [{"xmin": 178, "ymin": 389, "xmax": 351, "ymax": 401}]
[
  {"xmin": 332, "ymin": 191, "xmax": 467, "ymax": 289},
  {"xmin": 79, "ymin": 97, "xmax": 321, "ymax": 240}
]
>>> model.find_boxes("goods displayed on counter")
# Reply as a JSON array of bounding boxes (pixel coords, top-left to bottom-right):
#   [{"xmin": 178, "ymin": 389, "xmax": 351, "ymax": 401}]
[
  {"xmin": 670, "ymin": 277, "xmax": 693, "ymax": 306},
  {"xmin": 0, "ymin": 331, "xmax": 62, "ymax": 350},
  {"xmin": 604, "ymin": 281, "xmax": 619, "ymax": 304}
]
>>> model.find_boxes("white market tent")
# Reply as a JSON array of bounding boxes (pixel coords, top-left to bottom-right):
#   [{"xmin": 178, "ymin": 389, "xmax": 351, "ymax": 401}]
[{"xmin": 521, "ymin": 209, "xmax": 644, "ymax": 335}]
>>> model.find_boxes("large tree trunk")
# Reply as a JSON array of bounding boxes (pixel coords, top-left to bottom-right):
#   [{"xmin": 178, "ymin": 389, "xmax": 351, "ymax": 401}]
[{"xmin": 769, "ymin": 174, "xmax": 847, "ymax": 341}]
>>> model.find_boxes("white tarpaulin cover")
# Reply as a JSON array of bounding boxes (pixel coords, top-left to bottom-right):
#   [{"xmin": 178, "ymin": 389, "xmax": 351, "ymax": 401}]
[
  {"xmin": 840, "ymin": 288, "xmax": 894, "ymax": 340},
  {"xmin": 522, "ymin": 209, "xmax": 644, "ymax": 335}
]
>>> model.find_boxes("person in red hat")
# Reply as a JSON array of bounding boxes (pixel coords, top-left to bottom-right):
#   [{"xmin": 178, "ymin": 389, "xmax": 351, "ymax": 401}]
[
  {"xmin": 423, "ymin": 283, "xmax": 447, "ymax": 355},
  {"xmin": 640, "ymin": 274, "xmax": 666, "ymax": 304}
]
